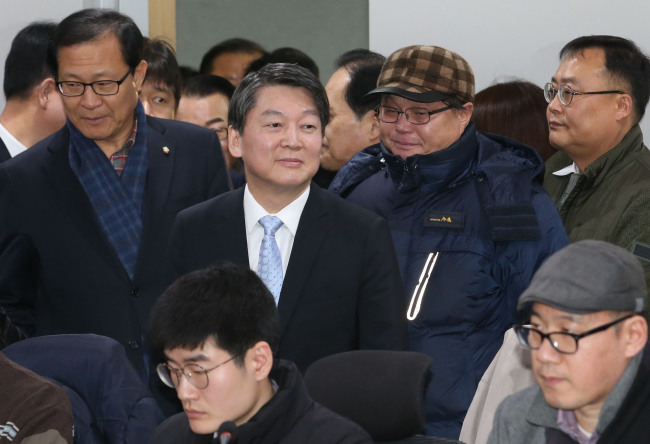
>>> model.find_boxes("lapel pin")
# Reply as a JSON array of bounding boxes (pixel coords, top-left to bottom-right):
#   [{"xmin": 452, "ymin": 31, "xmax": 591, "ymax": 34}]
[{"xmin": 162, "ymin": 146, "xmax": 170, "ymax": 156}]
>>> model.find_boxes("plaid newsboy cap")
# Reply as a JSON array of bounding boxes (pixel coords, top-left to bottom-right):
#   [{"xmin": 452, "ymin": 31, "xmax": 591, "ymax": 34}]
[{"xmin": 367, "ymin": 45, "xmax": 475, "ymax": 103}]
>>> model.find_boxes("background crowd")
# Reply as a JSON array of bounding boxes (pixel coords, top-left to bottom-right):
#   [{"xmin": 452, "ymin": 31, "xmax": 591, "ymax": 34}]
[{"xmin": 0, "ymin": 6, "xmax": 649, "ymax": 444}]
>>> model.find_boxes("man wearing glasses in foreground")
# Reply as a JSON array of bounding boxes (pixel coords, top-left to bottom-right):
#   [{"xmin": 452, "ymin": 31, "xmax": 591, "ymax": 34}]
[
  {"xmin": 148, "ymin": 262, "xmax": 372, "ymax": 443},
  {"xmin": 330, "ymin": 45, "xmax": 568, "ymax": 438},
  {"xmin": 0, "ymin": 9, "xmax": 230, "ymax": 381},
  {"xmin": 489, "ymin": 240, "xmax": 650, "ymax": 443},
  {"xmin": 543, "ymin": 35, "xmax": 650, "ymax": 294}
]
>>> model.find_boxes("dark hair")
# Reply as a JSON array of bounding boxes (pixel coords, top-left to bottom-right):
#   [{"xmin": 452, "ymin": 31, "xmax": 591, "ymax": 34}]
[
  {"xmin": 49, "ymin": 8, "xmax": 143, "ymax": 77},
  {"xmin": 142, "ymin": 38, "xmax": 182, "ymax": 107},
  {"xmin": 246, "ymin": 47, "xmax": 319, "ymax": 78},
  {"xmin": 199, "ymin": 38, "xmax": 265, "ymax": 74},
  {"xmin": 229, "ymin": 63, "xmax": 329, "ymax": 135},
  {"xmin": 4, "ymin": 21, "xmax": 57, "ymax": 100},
  {"xmin": 473, "ymin": 80, "xmax": 556, "ymax": 161},
  {"xmin": 149, "ymin": 262, "xmax": 280, "ymax": 366},
  {"xmin": 333, "ymin": 50, "xmax": 385, "ymax": 120},
  {"xmin": 182, "ymin": 74, "xmax": 235, "ymax": 100},
  {"xmin": 560, "ymin": 35, "xmax": 650, "ymax": 122},
  {"xmin": 334, "ymin": 48, "xmax": 385, "ymax": 70}
]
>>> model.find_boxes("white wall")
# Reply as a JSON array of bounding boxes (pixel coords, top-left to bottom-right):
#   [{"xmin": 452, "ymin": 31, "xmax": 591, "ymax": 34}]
[
  {"xmin": 0, "ymin": 0, "xmax": 148, "ymax": 110},
  {"xmin": 370, "ymin": 0, "xmax": 650, "ymax": 137}
]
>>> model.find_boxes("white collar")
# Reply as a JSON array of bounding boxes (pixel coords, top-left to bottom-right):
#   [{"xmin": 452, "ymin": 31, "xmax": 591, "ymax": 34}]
[
  {"xmin": 552, "ymin": 162, "xmax": 580, "ymax": 176},
  {"xmin": 243, "ymin": 185, "xmax": 310, "ymax": 237}
]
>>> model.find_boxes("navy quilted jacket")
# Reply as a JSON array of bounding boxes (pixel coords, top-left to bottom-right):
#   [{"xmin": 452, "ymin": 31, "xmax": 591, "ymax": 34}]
[{"xmin": 330, "ymin": 123, "xmax": 568, "ymax": 439}]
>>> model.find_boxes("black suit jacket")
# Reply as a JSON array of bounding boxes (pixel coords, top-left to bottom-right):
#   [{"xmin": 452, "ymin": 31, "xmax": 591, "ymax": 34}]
[
  {"xmin": 0, "ymin": 137, "xmax": 12, "ymax": 163},
  {"xmin": 166, "ymin": 185, "xmax": 408, "ymax": 371},
  {"xmin": 0, "ymin": 116, "xmax": 231, "ymax": 375}
]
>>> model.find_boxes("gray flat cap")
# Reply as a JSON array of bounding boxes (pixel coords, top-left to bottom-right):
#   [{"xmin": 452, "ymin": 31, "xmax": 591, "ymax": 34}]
[{"xmin": 518, "ymin": 240, "xmax": 646, "ymax": 314}]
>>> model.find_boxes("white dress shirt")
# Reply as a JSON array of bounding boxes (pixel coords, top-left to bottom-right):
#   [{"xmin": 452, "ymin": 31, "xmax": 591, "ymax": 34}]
[
  {"xmin": 244, "ymin": 185, "xmax": 310, "ymax": 276},
  {"xmin": 0, "ymin": 122, "xmax": 27, "ymax": 158}
]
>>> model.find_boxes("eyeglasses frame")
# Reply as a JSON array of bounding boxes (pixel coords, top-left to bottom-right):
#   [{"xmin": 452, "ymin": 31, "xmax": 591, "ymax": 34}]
[
  {"xmin": 544, "ymin": 82, "xmax": 626, "ymax": 106},
  {"xmin": 157, "ymin": 353, "xmax": 240, "ymax": 389},
  {"xmin": 375, "ymin": 104, "xmax": 452, "ymax": 125},
  {"xmin": 515, "ymin": 314, "xmax": 635, "ymax": 355},
  {"xmin": 57, "ymin": 70, "xmax": 132, "ymax": 97}
]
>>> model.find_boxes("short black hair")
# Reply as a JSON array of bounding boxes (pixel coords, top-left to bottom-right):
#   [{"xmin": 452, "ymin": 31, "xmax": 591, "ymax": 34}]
[
  {"xmin": 246, "ymin": 47, "xmax": 319, "ymax": 78},
  {"xmin": 333, "ymin": 50, "xmax": 386, "ymax": 120},
  {"xmin": 4, "ymin": 21, "xmax": 57, "ymax": 100},
  {"xmin": 149, "ymin": 262, "xmax": 280, "ymax": 366},
  {"xmin": 182, "ymin": 74, "xmax": 235, "ymax": 100},
  {"xmin": 49, "ymin": 8, "xmax": 143, "ymax": 78},
  {"xmin": 142, "ymin": 38, "xmax": 182, "ymax": 107},
  {"xmin": 199, "ymin": 38, "xmax": 266, "ymax": 74},
  {"xmin": 229, "ymin": 63, "xmax": 329, "ymax": 135},
  {"xmin": 334, "ymin": 48, "xmax": 385, "ymax": 70},
  {"xmin": 560, "ymin": 35, "xmax": 650, "ymax": 122}
]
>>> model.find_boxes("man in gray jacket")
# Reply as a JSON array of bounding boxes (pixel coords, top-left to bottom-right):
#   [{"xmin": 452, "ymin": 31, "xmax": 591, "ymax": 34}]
[{"xmin": 489, "ymin": 240, "xmax": 650, "ymax": 443}]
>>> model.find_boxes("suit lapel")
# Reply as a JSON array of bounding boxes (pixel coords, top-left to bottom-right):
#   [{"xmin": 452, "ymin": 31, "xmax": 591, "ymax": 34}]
[
  {"xmin": 134, "ymin": 118, "xmax": 174, "ymax": 278},
  {"xmin": 0, "ymin": 138, "xmax": 10, "ymax": 163},
  {"xmin": 215, "ymin": 188, "xmax": 249, "ymax": 266},
  {"xmin": 277, "ymin": 185, "xmax": 330, "ymax": 336},
  {"xmin": 42, "ymin": 128, "xmax": 131, "ymax": 281}
]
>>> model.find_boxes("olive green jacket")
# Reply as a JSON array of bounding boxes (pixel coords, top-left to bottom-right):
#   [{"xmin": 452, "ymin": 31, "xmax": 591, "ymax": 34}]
[{"xmin": 544, "ymin": 125, "xmax": 650, "ymax": 295}]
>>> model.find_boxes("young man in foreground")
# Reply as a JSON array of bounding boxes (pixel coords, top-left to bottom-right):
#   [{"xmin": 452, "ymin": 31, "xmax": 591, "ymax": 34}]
[{"xmin": 148, "ymin": 262, "xmax": 372, "ymax": 443}]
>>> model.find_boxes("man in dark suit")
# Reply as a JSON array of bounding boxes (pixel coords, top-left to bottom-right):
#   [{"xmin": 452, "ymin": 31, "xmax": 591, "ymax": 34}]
[
  {"xmin": 166, "ymin": 63, "xmax": 407, "ymax": 373},
  {"xmin": 0, "ymin": 22, "xmax": 66, "ymax": 162},
  {"xmin": 0, "ymin": 9, "xmax": 230, "ymax": 378}
]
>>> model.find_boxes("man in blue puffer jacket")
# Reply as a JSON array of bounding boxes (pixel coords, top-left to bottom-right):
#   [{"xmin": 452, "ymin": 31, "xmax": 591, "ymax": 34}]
[{"xmin": 330, "ymin": 45, "xmax": 569, "ymax": 439}]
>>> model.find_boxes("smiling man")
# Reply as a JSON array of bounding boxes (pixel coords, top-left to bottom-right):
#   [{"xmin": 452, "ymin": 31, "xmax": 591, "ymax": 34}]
[
  {"xmin": 164, "ymin": 63, "xmax": 407, "ymax": 374},
  {"xmin": 330, "ymin": 45, "xmax": 568, "ymax": 439},
  {"xmin": 489, "ymin": 240, "xmax": 650, "ymax": 443},
  {"xmin": 148, "ymin": 262, "xmax": 372, "ymax": 443},
  {"xmin": 543, "ymin": 35, "xmax": 650, "ymax": 295},
  {"xmin": 0, "ymin": 9, "xmax": 230, "ymax": 380}
]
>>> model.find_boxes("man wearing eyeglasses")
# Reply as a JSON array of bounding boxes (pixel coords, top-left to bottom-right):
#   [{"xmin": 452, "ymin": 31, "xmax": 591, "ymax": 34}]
[
  {"xmin": 543, "ymin": 35, "xmax": 650, "ymax": 295},
  {"xmin": 489, "ymin": 240, "xmax": 650, "ymax": 443},
  {"xmin": 175, "ymin": 74, "xmax": 246, "ymax": 188},
  {"xmin": 148, "ymin": 262, "xmax": 372, "ymax": 443},
  {"xmin": 330, "ymin": 45, "xmax": 568, "ymax": 439},
  {"xmin": 0, "ymin": 9, "xmax": 230, "ymax": 382}
]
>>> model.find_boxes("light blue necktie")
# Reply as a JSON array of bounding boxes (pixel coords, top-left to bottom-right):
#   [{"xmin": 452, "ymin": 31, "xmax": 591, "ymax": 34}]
[{"xmin": 258, "ymin": 216, "xmax": 284, "ymax": 304}]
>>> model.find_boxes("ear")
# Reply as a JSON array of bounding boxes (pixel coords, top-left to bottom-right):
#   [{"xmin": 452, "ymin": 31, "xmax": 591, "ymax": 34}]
[
  {"xmin": 457, "ymin": 102, "xmax": 474, "ymax": 127},
  {"xmin": 361, "ymin": 109, "xmax": 381, "ymax": 145},
  {"xmin": 228, "ymin": 125, "xmax": 243, "ymax": 159},
  {"xmin": 37, "ymin": 78, "xmax": 57, "ymax": 109},
  {"xmin": 133, "ymin": 60, "xmax": 148, "ymax": 91},
  {"xmin": 615, "ymin": 94, "xmax": 633, "ymax": 121},
  {"xmin": 247, "ymin": 341, "xmax": 273, "ymax": 381},
  {"xmin": 622, "ymin": 315, "xmax": 648, "ymax": 358}
]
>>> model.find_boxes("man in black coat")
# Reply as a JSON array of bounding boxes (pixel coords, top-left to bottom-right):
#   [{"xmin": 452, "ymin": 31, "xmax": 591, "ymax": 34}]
[
  {"xmin": 0, "ymin": 9, "xmax": 230, "ymax": 377},
  {"xmin": 165, "ymin": 63, "xmax": 407, "ymax": 373}
]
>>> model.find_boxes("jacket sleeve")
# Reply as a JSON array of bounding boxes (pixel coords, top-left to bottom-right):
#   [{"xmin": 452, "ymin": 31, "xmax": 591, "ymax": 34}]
[
  {"xmin": 612, "ymin": 188, "xmax": 650, "ymax": 296},
  {"xmin": 357, "ymin": 216, "xmax": 409, "ymax": 351},
  {"xmin": 0, "ymin": 166, "xmax": 38, "ymax": 334},
  {"xmin": 500, "ymin": 187, "xmax": 569, "ymax": 317}
]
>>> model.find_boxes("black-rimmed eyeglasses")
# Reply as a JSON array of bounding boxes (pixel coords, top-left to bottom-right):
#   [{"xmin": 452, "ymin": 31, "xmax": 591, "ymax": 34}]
[
  {"xmin": 515, "ymin": 314, "xmax": 634, "ymax": 355},
  {"xmin": 544, "ymin": 82, "xmax": 626, "ymax": 106},
  {"xmin": 57, "ymin": 70, "xmax": 132, "ymax": 97},
  {"xmin": 375, "ymin": 105, "xmax": 451, "ymax": 125},
  {"xmin": 157, "ymin": 354, "xmax": 240, "ymax": 389}
]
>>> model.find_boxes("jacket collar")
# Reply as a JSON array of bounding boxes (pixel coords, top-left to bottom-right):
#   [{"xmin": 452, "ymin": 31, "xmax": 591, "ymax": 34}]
[{"xmin": 381, "ymin": 122, "xmax": 478, "ymax": 191}]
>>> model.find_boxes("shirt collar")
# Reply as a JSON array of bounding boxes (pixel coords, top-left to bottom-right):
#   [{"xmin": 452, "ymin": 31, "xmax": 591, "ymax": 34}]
[
  {"xmin": 0, "ymin": 122, "xmax": 27, "ymax": 157},
  {"xmin": 243, "ymin": 185, "xmax": 310, "ymax": 236},
  {"xmin": 552, "ymin": 161, "xmax": 580, "ymax": 176}
]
